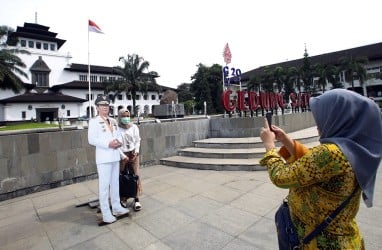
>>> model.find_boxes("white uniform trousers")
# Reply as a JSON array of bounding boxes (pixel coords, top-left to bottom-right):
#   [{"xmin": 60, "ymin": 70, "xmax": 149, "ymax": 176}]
[{"xmin": 97, "ymin": 161, "xmax": 121, "ymax": 216}]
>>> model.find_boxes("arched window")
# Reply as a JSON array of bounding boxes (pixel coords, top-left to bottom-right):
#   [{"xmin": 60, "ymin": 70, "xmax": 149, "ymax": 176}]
[{"xmin": 30, "ymin": 56, "xmax": 51, "ymax": 87}]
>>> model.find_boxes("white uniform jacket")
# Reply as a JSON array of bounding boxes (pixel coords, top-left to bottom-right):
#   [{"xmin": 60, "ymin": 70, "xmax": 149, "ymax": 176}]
[{"xmin": 88, "ymin": 116, "xmax": 122, "ymax": 164}]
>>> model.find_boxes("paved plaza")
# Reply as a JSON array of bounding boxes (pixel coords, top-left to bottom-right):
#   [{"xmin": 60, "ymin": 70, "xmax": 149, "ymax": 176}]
[
  {"xmin": 0, "ymin": 128, "xmax": 381, "ymax": 249},
  {"xmin": 1, "ymin": 164, "xmax": 381, "ymax": 249}
]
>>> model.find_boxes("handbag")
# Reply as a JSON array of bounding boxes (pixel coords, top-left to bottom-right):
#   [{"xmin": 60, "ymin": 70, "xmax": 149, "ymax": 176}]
[
  {"xmin": 275, "ymin": 187, "xmax": 358, "ymax": 250},
  {"xmin": 119, "ymin": 168, "xmax": 138, "ymax": 199}
]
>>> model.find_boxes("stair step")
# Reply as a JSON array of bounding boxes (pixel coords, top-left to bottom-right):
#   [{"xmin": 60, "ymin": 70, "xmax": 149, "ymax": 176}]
[
  {"xmin": 160, "ymin": 127, "xmax": 320, "ymax": 171},
  {"xmin": 178, "ymin": 147, "xmax": 264, "ymax": 159},
  {"xmin": 178, "ymin": 141, "xmax": 320, "ymax": 159},
  {"xmin": 160, "ymin": 156, "xmax": 266, "ymax": 171},
  {"xmin": 193, "ymin": 134, "xmax": 319, "ymax": 149}
]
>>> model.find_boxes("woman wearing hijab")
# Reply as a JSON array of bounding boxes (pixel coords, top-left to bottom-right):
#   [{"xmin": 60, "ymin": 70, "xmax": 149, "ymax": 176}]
[
  {"xmin": 260, "ymin": 89, "xmax": 382, "ymax": 249},
  {"xmin": 118, "ymin": 109, "xmax": 142, "ymax": 211}
]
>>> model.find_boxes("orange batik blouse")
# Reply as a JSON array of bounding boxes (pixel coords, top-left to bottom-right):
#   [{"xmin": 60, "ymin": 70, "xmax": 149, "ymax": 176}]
[{"xmin": 260, "ymin": 141, "xmax": 365, "ymax": 250}]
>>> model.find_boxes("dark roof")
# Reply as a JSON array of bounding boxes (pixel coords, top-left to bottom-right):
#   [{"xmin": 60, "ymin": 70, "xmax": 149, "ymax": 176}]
[
  {"xmin": 51, "ymin": 80, "xmax": 173, "ymax": 92},
  {"xmin": 241, "ymin": 42, "xmax": 382, "ymax": 81},
  {"xmin": 51, "ymin": 80, "xmax": 105, "ymax": 91},
  {"xmin": 64, "ymin": 63, "xmax": 116, "ymax": 74},
  {"xmin": 30, "ymin": 56, "xmax": 51, "ymax": 72},
  {"xmin": 9, "ymin": 22, "xmax": 66, "ymax": 49},
  {"xmin": 0, "ymin": 92, "xmax": 87, "ymax": 104}
]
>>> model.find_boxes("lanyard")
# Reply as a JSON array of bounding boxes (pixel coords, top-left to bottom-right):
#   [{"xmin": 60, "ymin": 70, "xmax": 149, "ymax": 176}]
[{"xmin": 100, "ymin": 116, "xmax": 113, "ymax": 133}]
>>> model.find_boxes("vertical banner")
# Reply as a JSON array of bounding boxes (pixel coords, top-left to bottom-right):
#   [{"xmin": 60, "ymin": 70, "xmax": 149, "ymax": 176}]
[{"xmin": 223, "ymin": 43, "xmax": 232, "ymax": 64}]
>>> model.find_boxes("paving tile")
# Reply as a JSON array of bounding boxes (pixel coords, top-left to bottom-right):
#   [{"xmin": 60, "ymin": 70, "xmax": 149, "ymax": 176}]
[
  {"xmin": 0, "ymin": 234, "xmax": 53, "ymax": 250},
  {"xmin": 238, "ymin": 216, "xmax": 279, "ymax": 250},
  {"xmin": 162, "ymin": 221, "xmax": 234, "ymax": 250},
  {"xmin": 113, "ymin": 221, "xmax": 158, "ymax": 249},
  {"xmin": 200, "ymin": 204, "xmax": 262, "ymax": 236},
  {"xmin": 65, "ymin": 231, "xmax": 130, "ymax": 250},
  {"xmin": 46, "ymin": 216, "xmax": 109, "ymax": 250},
  {"xmin": 175, "ymin": 194, "xmax": 224, "ymax": 219},
  {"xmin": 201, "ymin": 184, "xmax": 243, "ymax": 203},
  {"xmin": 135, "ymin": 206, "xmax": 194, "ymax": 239}
]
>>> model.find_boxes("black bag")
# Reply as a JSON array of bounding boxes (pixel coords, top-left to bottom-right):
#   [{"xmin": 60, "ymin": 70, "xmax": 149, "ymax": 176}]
[
  {"xmin": 275, "ymin": 200, "xmax": 300, "ymax": 250},
  {"xmin": 119, "ymin": 170, "xmax": 138, "ymax": 199}
]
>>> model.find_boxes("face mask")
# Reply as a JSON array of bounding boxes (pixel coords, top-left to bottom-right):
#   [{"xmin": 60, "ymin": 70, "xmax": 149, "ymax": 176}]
[{"xmin": 121, "ymin": 117, "xmax": 130, "ymax": 124}]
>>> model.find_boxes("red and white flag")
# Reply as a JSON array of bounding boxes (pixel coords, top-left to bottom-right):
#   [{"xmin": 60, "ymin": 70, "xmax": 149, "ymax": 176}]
[
  {"xmin": 88, "ymin": 20, "xmax": 103, "ymax": 34},
  {"xmin": 223, "ymin": 43, "xmax": 232, "ymax": 64}
]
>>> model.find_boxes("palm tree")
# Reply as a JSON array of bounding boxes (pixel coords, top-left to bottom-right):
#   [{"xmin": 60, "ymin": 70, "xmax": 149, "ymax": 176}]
[
  {"xmin": 260, "ymin": 66, "xmax": 275, "ymax": 92},
  {"xmin": 0, "ymin": 26, "xmax": 29, "ymax": 93},
  {"xmin": 109, "ymin": 54, "xmax": 159, "ymax": 116},
  {"xmin": 338, "ymin": 56, "xmax": 368, "ymax": 94},
  {"xmin": 313, "ymin": 63, "xmax": 338, "ymax": 93},
  {"xmin": 272, "ymin": 66, "xmax": 285, "ymax": 92},
  {"xmin": 247, "ymin": 76, "xmax": 260, "ymax": 92}
]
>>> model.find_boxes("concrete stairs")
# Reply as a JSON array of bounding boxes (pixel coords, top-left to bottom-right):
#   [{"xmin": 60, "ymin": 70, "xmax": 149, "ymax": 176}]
[{"xmin": 160, "ymin": 127, "xmax": 320, "ymax": 171}]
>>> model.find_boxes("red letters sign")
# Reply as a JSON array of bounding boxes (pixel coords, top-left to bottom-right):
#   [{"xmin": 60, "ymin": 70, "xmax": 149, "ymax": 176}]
[{"xmin": 222, "ymin": 90, "xmax": 310, "ymax": 112}]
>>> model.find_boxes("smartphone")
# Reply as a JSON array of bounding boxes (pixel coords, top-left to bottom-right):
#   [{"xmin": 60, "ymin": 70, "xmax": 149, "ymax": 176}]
[{"xmin": 266, "ymin": 112, "xmax": 273, "ymax": 131}]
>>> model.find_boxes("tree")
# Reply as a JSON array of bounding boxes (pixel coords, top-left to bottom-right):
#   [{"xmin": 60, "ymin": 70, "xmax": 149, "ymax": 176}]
[
  {"xmin": 259, "ymin": 66, "xmax": 275, "ymax": 92},
  {"xmin": 108, "ymin": 54, "xmax": 159, "ymax": 115},
  {"xmin": 284, "ymin": 66, "xmax": 299, "ymax": 96},
  {"xmin": 206, "ymin": 64, "xmax": 224, "ymax": 114},
  {"xmin": 190, "ymin": 64, "xmax": 214, "ymax": 114},
  {"xmin": 0, "ymin": 26, "xmax": 29, "ymax": 93},
  {"xmin": 176, "ymin": 83, "xmax": 193, "ymax": 102},
  {"xmin": 272, "ymin": 66, "xmax": 285, "ymax": 92},
  {"xmin": 246, "ymin": 76, "xmax": 260, "ymax": 92},
  {"xmin": 299, "ymin": 46, "xmax": 314, "ymax": 93},
  {"xmin": 313, "ymin": 63, "xmax": 338, "ymax": 93},
  {"xmin": 338, "ymin": 56, "xmax": 368, "ymax": 95}
]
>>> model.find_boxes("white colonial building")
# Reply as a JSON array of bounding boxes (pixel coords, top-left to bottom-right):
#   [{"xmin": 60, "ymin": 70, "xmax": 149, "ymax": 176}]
[{"xmin": 0, "ymin": 22, "xmax": 171, "ymax": 123}]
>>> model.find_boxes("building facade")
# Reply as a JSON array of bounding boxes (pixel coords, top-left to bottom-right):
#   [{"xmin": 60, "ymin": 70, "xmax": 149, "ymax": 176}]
[
  {"xmin": 241, "ymin": 42, "xmax": 382, "ymax": 107},
  {"xmin": 0, "ymin": 22, "xmax": 169, "ymax": 123}
]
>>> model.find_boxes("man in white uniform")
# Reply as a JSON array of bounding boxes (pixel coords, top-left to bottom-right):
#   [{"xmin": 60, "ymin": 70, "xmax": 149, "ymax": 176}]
[{"xmin": 88, "ymin": 95, "xmax": 129, "ymax": 223}]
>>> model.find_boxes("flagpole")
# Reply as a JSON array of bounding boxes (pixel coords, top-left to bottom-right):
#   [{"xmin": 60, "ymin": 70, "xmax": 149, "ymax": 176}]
[{"xmin": 88, "ymin": 22, "xmax": 92, "ymax": 118}]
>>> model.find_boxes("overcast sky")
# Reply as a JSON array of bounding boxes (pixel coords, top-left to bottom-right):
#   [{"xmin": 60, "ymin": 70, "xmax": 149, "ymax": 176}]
[{"xmin": 1, "ymin": 0, "xmax": 382, "ymax": 89}]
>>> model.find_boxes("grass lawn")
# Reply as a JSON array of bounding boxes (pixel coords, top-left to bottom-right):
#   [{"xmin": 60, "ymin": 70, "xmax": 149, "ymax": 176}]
[{"xmin": 0, "ymin": 122, "xmax": 59, "ymax": 131}]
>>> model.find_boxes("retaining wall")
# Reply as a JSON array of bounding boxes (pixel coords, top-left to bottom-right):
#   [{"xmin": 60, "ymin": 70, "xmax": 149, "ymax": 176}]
[{"xmin": 0, "ymin": 112, "xmax": 315, "ymax": 201}]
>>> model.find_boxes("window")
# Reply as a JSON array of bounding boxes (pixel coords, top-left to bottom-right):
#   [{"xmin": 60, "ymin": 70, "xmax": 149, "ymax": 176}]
[
  {"xmin": 43, "ymin": 43, "xmax": 49, "ymax": 50},
  {"xmin": 126, "ymin": 94, "xmax": 132, "ymax": 100},
  {"xmin": 136, "ymin": 95, "xmax": 140, "ymax": 100},
  {"xmin": 159, "ymin": 95, "xmax": 162, "ymax": 100},
  {"xmin": 28, "ymin": 41, "xmax": 34, "ymax": 48},
  {"xmin": 30, "ymin": 57, "xmax": 50, "ymax": 86},
  {"xmin": 36, "ymin": 42, "xmax": 41, "ymax": 49},
  {"xmin": 90, "ymin": 75, "xmax": 98, "ymax": 82},
  {"xmin": 86, "ymin": 94, "xmax": 94, "ymax": 101},
  {"xmin": 109, "ymin": 76, "xmax": 116, "ymax": 81},
  {"xmin": 66, "ymin": 110, "xmax": 71, "ymax": 116},
  {"xmin": 79, "ymin": 75, "xmax": 87, "ymax": 81},
  {"xmin": 117, "ymin": 94, "xmax": 123, "ymax": 100},
  {"xmin": 143, "ymin": 95, "xmax": 148, "ymax": 100},
  {"xmin": 151, "ymin": 95, "xmax": 156, "ymax": 100},
  {"xmin": 22, "ymin": 111, "xmax": 26, "ymax": 119},
  {"xmin": 20, "ymin": 40, "xmax": 26, "ymax": 47},
  {"xmin": 32, "ymin": 71, "xmax": 49, "ymax": 86},
  {"xmin": 108, "ymin": 94, "xmax": 114, "ymax": 102},
  {"xmin": 50, "ymin": 44, "xmax": 55, "ymax": 51},
  {"xmin": 100, "ymin": 76, "xmax": 107, "ymax": 82}
]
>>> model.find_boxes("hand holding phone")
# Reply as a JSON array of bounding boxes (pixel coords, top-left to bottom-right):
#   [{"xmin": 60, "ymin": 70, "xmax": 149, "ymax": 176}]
[{"xmin": 266, "ymin": 112, "xmax": 273, "ymax": 132}]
